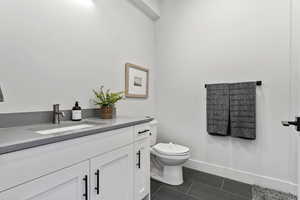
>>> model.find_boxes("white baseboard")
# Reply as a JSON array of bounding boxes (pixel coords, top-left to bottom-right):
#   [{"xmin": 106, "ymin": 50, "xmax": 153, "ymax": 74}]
[{"xmin": 184, "ymin": 159, "xmax": 298, "ymax": 195}]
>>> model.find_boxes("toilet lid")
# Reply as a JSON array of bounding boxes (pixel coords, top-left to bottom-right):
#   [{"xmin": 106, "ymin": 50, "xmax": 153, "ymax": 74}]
[{"xmin": 153, "ymin": 143, "xmax": 190, "ymax": 156}]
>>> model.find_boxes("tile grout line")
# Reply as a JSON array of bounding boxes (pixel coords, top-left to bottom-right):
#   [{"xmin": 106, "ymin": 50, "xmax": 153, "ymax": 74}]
[
  {"xmin": 153, "ymin": 168, "xmax": 252, "ymax": 200},
  {"xmin": 188, "ymin": 178, "xmax": 250, "ymax": 200},
  {"xmin": 219, "ymin": 186, "xmax": 251, "ymax": 200},
  {"xmin": 188, "ymin": 178, "xmax": 223, "ymax": 191},
  {"xmin": 188, "ymin": 193, "xmax": 205, "ymax": 200},
  {"xmin": 162, "ymin": 183, "xmax": 189, "ymax": 195},
  {"xmin": 220, "ymin": 178, "xmax": 250, "ymax": 199},
  {"xmin": 186, "ymin": 181, "xmax": 194, "ymax": 195},
  {"xmin": 151, "ymin": 185, "xmax": 163, "ymax": 199},
  {"xmin": 184, "ymin": 184, "xmax": 250, "ymax": 200},
  {"xmin": 220, "ymin": 178, "xmax": 225, "ymax": 190},
  {"xmin": 151, "ymin": 181, "xmax": 250, "ymax": 200}
]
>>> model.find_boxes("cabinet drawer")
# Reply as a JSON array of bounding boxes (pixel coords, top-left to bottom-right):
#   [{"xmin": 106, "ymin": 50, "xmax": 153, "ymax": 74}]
[{"xmin": 134, "ymin": 124, "xmax": 150, "ymax": 141}]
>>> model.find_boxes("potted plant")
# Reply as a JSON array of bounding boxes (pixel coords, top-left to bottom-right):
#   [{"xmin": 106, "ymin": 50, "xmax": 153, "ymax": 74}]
[{"xmin": 93, "ymin": 86, "xmax": 124, "ymax": 119}]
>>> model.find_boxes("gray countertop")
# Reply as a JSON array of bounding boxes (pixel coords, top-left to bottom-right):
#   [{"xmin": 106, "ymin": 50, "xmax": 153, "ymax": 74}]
[{"xmin": 0, "ymin": 116, "xmax": 153, "ymax": 155}]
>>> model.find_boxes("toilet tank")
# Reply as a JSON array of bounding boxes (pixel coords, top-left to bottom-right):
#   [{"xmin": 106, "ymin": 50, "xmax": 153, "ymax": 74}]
[{"xmin": 149, "ymin": 119, "xmax": 158, "ymax": 146}]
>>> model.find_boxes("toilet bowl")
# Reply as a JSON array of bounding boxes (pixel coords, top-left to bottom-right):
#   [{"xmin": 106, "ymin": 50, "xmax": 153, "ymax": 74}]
[
  {"xmin": 151, "ymin": 143, "xmax": 190, "ymax": 185},
  {"xmin": 149, "ymin": 120, "xmax": 190, "ymax": 186}
]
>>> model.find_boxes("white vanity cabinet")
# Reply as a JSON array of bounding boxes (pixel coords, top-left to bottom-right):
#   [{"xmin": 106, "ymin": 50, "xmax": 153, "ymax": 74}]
[
  {"xmin": 0, "ymin": 122, "xmax": 151, "ymax": 200},
  {"xmin": 90, "ymin": 145, "xmax": 134, "ymax": 200},
  {"xmin": 0, "ymin": 161, "xmax": 90, "ymax": 200}
]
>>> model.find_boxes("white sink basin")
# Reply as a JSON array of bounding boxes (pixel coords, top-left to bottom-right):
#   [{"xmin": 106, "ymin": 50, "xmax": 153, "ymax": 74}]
[{"xmin": 36, "ymin": 124, "xmax": 95, "ymax": 135}]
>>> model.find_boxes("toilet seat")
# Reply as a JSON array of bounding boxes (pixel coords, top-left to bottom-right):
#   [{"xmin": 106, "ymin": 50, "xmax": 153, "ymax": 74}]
[
  {"xmin": 151, "ymin": 148, "xmax": 190, "ymax": 161},
  {"xmin": 153, "ymin": 143, "xmax": 189, "ymax": 156}
]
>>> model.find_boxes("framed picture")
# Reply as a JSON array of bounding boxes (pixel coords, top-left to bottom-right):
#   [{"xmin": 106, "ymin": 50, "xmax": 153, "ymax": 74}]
[{"xmin": 125, "ymin": 63, "xmax": 149, "ymax": 98}]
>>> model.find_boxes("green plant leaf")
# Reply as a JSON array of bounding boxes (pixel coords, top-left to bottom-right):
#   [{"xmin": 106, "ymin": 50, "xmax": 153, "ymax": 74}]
[{"xmin": 93, "ymin": 86, "xmax": 124, "ymax": 107}]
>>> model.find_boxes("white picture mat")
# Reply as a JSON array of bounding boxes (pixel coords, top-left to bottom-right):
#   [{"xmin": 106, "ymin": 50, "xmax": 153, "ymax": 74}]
[{"xmin": 128, "ymin": 67, "xmax": 147, "ymax": 95}]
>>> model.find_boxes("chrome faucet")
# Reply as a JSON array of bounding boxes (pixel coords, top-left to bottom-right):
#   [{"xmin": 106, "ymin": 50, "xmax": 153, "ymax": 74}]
[{"xmin": 53, "ymin": 104, "xmax": 65, "ymax": 124}]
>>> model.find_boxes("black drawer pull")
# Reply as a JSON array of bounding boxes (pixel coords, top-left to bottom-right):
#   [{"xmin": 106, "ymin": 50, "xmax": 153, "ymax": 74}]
[
  {"xmin": 138, "ymin": 129, "xmax": 150, "ymax": 134},
  {"xmin": 137, "ymin": 150, "xmax": 141, "ymax": 169},
  {"xmin": 83, "ymin": 175, "xmax": 88, "ymax": 200},
  {"xmin": 95, "ymin": 169, "xmax": 100, "ymax": 195}
]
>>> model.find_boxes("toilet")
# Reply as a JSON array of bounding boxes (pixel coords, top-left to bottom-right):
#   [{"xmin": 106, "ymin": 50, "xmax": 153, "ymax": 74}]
[{"xmin": 149, "ymin": 120, "xmax": 190, "ymax": 186}]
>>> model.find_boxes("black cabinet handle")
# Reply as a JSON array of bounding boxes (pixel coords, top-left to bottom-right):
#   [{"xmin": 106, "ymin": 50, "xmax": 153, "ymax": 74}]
[
  {"xmin": 137, "ymin": 150, "xmax": 141, "ymax": 169},
  {"xmin": 138, "ymin": 129, "xmax": 150, "ymax": 134},
  {"xmin": 95, "ymin": 169, "xmax": 100, "ymax": 195},
  {"xmin": 83, "ymin": 175, "xmax": 88, "ymax": 200},
  {"xmin": 282, "ymin": 117, "xmax": 300, "ymax": 131}
]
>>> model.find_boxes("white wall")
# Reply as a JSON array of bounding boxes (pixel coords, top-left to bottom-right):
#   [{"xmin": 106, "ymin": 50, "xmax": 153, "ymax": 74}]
[
  {"xmin": 0, "ymin": 0, "xmax": 156, "ymax": 116},
  {"xmin": 143, "ymin": 0, "xmax": 160, "ymax": 15},
  {"xmin": 128, "ymin": 0, "xmax": 160, "ymax": 21},
  {"xmin": 156, "ymin": 0, "xmax": 297, "ymax": 193}
]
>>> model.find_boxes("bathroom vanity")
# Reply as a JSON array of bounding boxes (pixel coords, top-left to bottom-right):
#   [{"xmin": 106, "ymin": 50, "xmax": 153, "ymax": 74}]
[{"xmin": 0, "ymin": 117, "xmax": 152, "ymax": 200}]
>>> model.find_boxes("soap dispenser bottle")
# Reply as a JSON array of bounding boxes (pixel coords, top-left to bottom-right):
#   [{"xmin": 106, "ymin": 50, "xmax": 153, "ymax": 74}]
[{"xmin": 72, "ymin": 101, "xmax": 82, "ymax": 121}]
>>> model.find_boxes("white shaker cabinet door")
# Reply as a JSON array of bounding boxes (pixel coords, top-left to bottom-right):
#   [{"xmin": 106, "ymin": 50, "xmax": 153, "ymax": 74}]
[
  {"xmin": 134, "ymin": 138, "xmax": 150, "ymax": 200},
  {"xmin": 0, "ymin": 161, "xmax": 90, "ymax": 200},
  {"xmin": 90, "ymin": 145, "xmax": 134, "ymax": 200}
]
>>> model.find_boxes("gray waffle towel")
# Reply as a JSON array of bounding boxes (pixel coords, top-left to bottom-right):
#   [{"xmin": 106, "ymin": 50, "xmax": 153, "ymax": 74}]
[
  {"xmin": 0, "ymin": 86, "xmax": 3, "ymax": 102},
  {"xmin": 229, "ymin": 82, "xmax": 256, "ymax": 140},
  {"xmin": 206, "ymin": 84, "xmax": 230, "ymax": 136}
]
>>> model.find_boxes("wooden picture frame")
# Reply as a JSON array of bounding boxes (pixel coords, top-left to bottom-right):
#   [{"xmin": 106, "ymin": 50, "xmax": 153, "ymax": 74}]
[{"xmin": 125, "ymin": 63, "xmax": 149, "ymax": 98}]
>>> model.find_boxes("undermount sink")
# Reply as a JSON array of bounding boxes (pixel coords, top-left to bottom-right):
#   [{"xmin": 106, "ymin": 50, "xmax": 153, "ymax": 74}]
[{"xmin": 36, "ymin": 124, "xmax": 96, "ymax": 135}]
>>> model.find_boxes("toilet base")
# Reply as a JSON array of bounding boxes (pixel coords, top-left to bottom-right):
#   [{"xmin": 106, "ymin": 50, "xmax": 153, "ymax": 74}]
[{"xmin": 151, "ymin": 165, "xmax": 183, "ymax": 186}]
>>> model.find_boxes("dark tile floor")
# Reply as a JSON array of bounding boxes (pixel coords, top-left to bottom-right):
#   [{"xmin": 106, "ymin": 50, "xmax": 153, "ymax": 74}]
[{"xmin": 151, "ymin": 167, "xmax": 252, "ymax": 200}]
